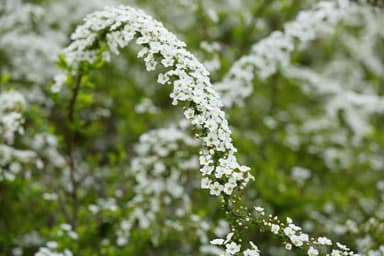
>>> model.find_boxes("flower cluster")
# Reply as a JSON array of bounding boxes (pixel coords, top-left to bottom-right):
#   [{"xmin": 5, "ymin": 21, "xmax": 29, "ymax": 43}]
[
  {"xmin": 0, "ymin": 0, "xmax": 119, "ymax": 83},
  {"xmin": 0, "ymin": 145, "xmax": 37, "ymax": 182},
  {"xmin": 134, "ymin": 97, "xmax": 159, "ymax": 114},
  {"xmin": 210, "ymin": 232, "xmax": 260, "ymax": 256},
  {"xmin": 0, "ymin": 90, "xmax": 26, "ymax": 143},
  {"xmin": 53, "ymin": 5, "xmax": 253, "ymax": 195},
  {"xmin": 0, "ymin": 0, "xmax": 44, "ymax": 31},
  {"xmin": 211, "ymin": 207, "xmax": 358, "ymax": 256},
  {"xmin": 215, "ymin": 0, "xmax": 359, "ymax": 107},
  {"xmin": 115, "ymin": 123, "xmax": 203, "ymax": 246},
  {"xmin": 285, "ymin": 66, "xmax": 384, "ymax": 142},
  {"xmin": 0, "ymin": 90, "xmax": 40, "ymax": 181},
  {"xmin": 343, "ymin": 7, "xmax": 384, "ymax": 78},
  {"xmin": 34, "ymin": 224, "xmax": 78, "ymax": 256},
  {"xmin": 35, "ymin": 242, "xmax": 73, "ymax": 256},
  {"xmin": 80, "ymin": 122, "xmax": 230, "ymax": 252}
]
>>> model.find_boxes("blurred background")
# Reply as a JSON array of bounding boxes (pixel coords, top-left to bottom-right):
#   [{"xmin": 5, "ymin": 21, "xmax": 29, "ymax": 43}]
[{"xmin": 0, "ymin": 0, "xmax": 383, "ymax": 255}]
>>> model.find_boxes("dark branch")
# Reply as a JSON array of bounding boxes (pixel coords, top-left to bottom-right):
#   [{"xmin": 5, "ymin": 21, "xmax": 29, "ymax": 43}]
[{"xmin": 66, "ymin": 73, "xmax": 82, "ymax": 228}]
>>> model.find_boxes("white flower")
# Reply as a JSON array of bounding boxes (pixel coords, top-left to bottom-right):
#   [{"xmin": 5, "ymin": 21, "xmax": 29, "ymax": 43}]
[
  {"xmin": 209, "ymin": 182, "xmax": 223, "ymax": 196},
  {"xmin": 336, "ymin": 242, "xmax": 349, "ymax": 251},
  {"xmin": 243, "ymin": 249, "xmax": 260, "ymax": 256},
  {"xmin": 243, "ymin": 241, "xmax": 260, "ymax": 256},
  {"xmin": 157, "ymin": 73, "xmax": 169, "ymax": 84},
  {"xmin": 201, "ymin": 177, "xmax": 211, "ymax": 189},
  {"xmin": 60, "ymin": 224, "xmax": 72, "ymax": 231},
  {"xmin": 210, "ymin": 239, "xmax": 224, "ymax": 245},
  {"xmin": 223, "ymin": 182, "xmax": 236, "ymax": 195},
  {"xmin": 135, "ymin": 98, "xmax": 158, "ymax": 114},
  {"xmin": 291, "ymin": 166, "xmax": 311, "ymax": 183},
  {"xmin": 224, "ymin": 232, "xmax": 234, "ymax": 243},
  {"xmin": 200, "ymin": 164, "xmax": 214, "ymax": 175},
  {"xmin": 299, "ymin": 233, "xmax": 309, "ymax": 242},
  {"xmin": 331, "ymin": 249, "xmax": 342, "ymax": 256},
  {"xmin": 117, "ymin": 236, "xmax": 128, "ymax": 246},
  {"xmin": 161, "ymin": 57, "xmax": 174, "ymax": 67},
  {"xmin": 46, "ymin": 241, "xmax": 58, "ymax": 249},
  {"xmin": 88, "ymin": 205, "xmax": 99, "ymax": 214},
  {"xmin": 52, "ymin": 73, "xmax": 67, "ymax": 93},
  {"xmin": 225, "ymin": 242, "xmax": 241, "ymax": 255},
  {"xmin": 239, "ymin": 165, "xmax": 250, "ymax": 172},
  {"xmin": 215, "ymin": 166, "xmax": 226, "ymax": 178},
  {"xmin": 271, "ymin": 224, "xmax": 280, "ymax": 234},
  {"xmin": 184, "ymin": 108, "xmax": 194, "ymax": 119},
  {"xmin": 288, "ymin": 232, "xmax": 308, "ymax": 247},
  {"xmin": 199, "ymin": 154, "xmax": 212, "ymax": 166},
  {"xmin": 317, "ymin": 236, "xmax": 332, "ymax": 245},
  {"xmin": 68, "ymin": 231, "xmax": 78, "ymax": 240},
  {"xmin": 254, "ymin": 207, "xmax": 264, "ymax": 212},
  {"xmin": 290, "ymin": 235, "xmax": 304, "ymax": 247},
  {"xmin": 307, "ymin": 246, "xmax": 319, "ymax": 256},
  {"xmin": 284, "ymin": 227, "xmax": 295, "ymax": 237}
]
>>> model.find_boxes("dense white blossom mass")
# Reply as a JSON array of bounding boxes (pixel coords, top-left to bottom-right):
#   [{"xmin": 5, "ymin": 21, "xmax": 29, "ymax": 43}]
[
  {"xmin": 0, "ymin": 90, "xmax": 39, "ymax": 181},
  {"xmin": 54, "ymin": 5, "xmax": 253, "ymax": 196},
  {"xmin": 216, "ymin": 0, "xmax": 358, "ymax": 107}
]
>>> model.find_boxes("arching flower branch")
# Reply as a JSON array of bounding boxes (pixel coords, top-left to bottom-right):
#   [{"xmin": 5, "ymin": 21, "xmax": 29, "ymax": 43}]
[
  {"xmin": 53, "ymin": 5, "xmax": 253, "ymax": 198},
  {"xmin": 215, "ymin": 0, "xmax": 360, "ymax": 107}
]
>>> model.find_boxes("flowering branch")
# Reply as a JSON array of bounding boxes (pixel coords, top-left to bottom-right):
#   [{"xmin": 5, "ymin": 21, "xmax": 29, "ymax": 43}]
[
  {"xmin": 215, "ymin": 0, "xmax": 359, "ymax": 107},
  {"xmin": 53, "ymin": 5, "xmax": 253, "ymax": 199}
]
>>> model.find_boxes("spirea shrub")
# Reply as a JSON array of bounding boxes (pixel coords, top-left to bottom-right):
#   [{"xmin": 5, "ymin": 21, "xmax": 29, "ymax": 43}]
[{"xmin": 0, "ymin": 0, "xmax": 383, "ymax": 255}]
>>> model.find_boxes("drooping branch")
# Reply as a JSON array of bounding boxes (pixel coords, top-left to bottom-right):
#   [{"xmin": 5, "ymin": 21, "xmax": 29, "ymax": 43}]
[
  {"xmin": 53, "ymin": 5, "xmax": 253, "ymax": 198},
  {"xmin": 215, "ymin": 0, "xmax": 360, "ymax": 107}
]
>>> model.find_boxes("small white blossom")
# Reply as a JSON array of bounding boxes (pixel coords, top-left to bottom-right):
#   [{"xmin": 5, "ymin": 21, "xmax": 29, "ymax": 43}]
[
  {"xmin": 210, "ymin": 239, "xmax": 225, "ymax": 245},
  {"xmin": 52, "ymin": 73, "xmax": 67, "ymax": 93},
  {"xmin": 336, "ymin": 242, "xmax": 350, "ymax": 251},
  {"xmin": 225, "ymin": 242, "xmax": 241, "ymax": 255},
  {"xmin": 209, "ymin": 181, "xmax": 224, "ymax": 196},
  {"xmin": 318, "ymin": 236, "xmax": 332, "ymax": 245},
  {"xmin": 243, "ymin": 241, "xmax": 260, "ymax": 256},
  {"xmin": 201, "ymin": 177, "xmax": 211, "ymax": 189},
  {"xmin": 271, "ymin": 224, "xmax": 280, "ymax": 234},
  {"xmin": 307, "ymin": 246, "xmax": 319, "ymax": 256}
]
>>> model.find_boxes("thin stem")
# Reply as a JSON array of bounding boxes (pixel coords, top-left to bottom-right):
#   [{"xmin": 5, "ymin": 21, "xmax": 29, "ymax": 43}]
[
  {"xmin": 66, "ymin": 73, "xmax": 82, "ymax": 228},
  {"xmin": 57, "ymin": 192, "xmax": 71, "ymax": 224}
]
